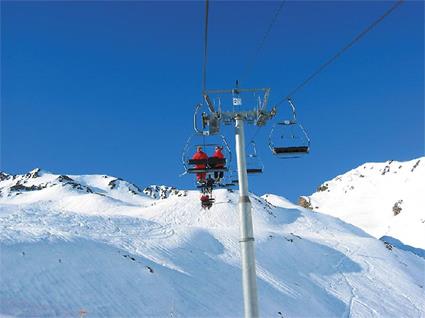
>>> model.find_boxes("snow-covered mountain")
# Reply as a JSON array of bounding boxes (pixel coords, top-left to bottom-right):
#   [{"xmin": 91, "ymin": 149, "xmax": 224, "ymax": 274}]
[
  {"xmin": 300, "ymin": 158, "xmax": 425, "ymax": 251},
  {"xmin": 1, "ymin": 169, "xmax": 424, "ymax": 317}
]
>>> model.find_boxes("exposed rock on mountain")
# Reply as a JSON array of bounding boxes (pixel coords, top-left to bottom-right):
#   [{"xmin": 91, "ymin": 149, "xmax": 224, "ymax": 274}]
[
  {"xmin": 298, "ymin": 196, "xmax": 313, "ymax": 209},
  {"xmin": 0, "ymin": 172, "xmax": 10, "ymax": 181},
  {"xmin": 300, "ymin": 157, "xmax": 425, "ymax": 250},
  {"xmin": 143, "ymin": 185, "xmax": 187, "ymax": 199}
]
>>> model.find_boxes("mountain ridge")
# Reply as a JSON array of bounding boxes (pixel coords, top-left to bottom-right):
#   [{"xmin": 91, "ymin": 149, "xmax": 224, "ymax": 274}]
[
  {"xmin": 0, "ymin": 167, "xmax": 424, "ymax": 317},
  {"xmin": 299, "ymin": 157, "xmax": 425, "ymax": 251}
]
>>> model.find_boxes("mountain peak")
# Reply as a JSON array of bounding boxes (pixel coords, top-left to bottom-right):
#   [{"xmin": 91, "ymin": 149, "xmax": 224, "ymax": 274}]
[
  {"xmin": 300, "ymin": 157, "xmax": 425, "ymax": 250},
  {"xmin": 25, "ymin": 168, "xmax": 43, "ymax": 179},
  {"xmin": 0, "ymin": 172, "xmax": 11, "ymax": 181}
]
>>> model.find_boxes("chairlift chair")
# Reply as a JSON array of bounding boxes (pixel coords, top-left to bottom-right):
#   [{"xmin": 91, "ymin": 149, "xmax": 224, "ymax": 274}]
[
  {"xmin": 269, "ymin": 99, "xmax": 311, "ymax": 159},
  {"xmin": 182, "ymin": 134, "xmax": 232, "ymax": 182},
  {"xmin": 246, "ymin": 141, "xmax": 264, "ymax": 174}
]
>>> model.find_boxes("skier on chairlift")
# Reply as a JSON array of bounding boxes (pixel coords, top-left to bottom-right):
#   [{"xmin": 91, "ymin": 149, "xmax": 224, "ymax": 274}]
[
  {"xmin": 200, "ymin": 194, "xmax": 213, "ymax": 209},
  {"xmin": 192, "ymin": 146, "xmax": 208, "ymax": 183},
  {"xmin": 206, "ymin": 174, "xmax": 215, "ymax": 191},
  {"xmin": 212, "ymin": 146, "xmax": 225, "ymax": 182}
]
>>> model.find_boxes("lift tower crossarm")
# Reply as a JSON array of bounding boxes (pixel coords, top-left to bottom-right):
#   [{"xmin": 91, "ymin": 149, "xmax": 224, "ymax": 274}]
[
  {"xmin": 204, "ymin": 88, "xmax": 271, "ymax": 112},
  {"xmin": 205, "ymin": 88, "xmax": 270, "ymax": 94}
]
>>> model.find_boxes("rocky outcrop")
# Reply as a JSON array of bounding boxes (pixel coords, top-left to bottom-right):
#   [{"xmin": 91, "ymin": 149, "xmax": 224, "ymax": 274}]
[
  {"xmin": 108, "ymin": 179, "xmax": 143, "ymax": 195},
  {"xmin": 317, "ymin": 183, "xmax": 328, "ymax": 192},
  {"xmin": 24, "ymin": 168, "xmax": 42, "ymax": 179},
  {"xmin": 393, "ymin": 200, "xmax": 403, "ymax": 216},
  {"xmin": 411, "ymin": 160, "xmax": 420, "ymax": 172},
  {"xmin": 0, "ymin": 172, "xmax": 10, "ymax": 181},
  {"xmin": 53, "ymin": 175, "xmax": 92, "ymax": 193},
  {"xmin": 108, "ymin": 178, "xmax": 123, "ymax": 190},
  {"xmin": 10, "ymin": 182, "xmax": 47, "ymax": 192},
  {"xmin": 62, "ymin": 181, "xmax": 92, "ymax": 193},
  {"xmin": 298, "ymin": 196, "xmax": 313, "ymax": 210},
  {"xmin": 2, "ymin": 173, "xmax": 92, "ymax": 196},
  {"xmin": 56, "ymin": 175, "xmax": 74, "ymax": 182},
  {"xmin": 143, "ymin": 185, "xmax": 187, "ymax": 199},
  {"xmin": 383, "ymin": 241, "xmax": 393, "ymax": 251}
]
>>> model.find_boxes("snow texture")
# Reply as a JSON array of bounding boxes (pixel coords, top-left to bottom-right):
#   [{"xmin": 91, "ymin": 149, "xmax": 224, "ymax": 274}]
[
  {"xmin": 302, "ymin": 157, "xmax": 425, "ymax": 251},
  {"xmin": 0, "ymin": 168, "xmax": 424, "ymax": 317}
]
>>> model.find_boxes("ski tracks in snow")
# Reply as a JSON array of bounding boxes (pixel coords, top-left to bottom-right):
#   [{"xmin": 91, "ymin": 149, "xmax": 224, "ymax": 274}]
[
  {"xmin": 336, "ymin": 247, "xmax": 379, "ymax": 318},
  {"xmin": 0, "ymin": 205, "xmax": 175, "ymax": 252},
  {"xmin": 256, "ymin": 265, "xmax": 301, "ymax": 298},
  {"xmin": 303, "ymin": 214, "xmax": 379, "ymax": 317}
]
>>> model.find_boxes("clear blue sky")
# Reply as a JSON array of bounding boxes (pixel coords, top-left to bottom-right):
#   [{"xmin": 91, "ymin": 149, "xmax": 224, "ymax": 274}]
[{"xmin": 1, "ymin": 1, "xmax": 423, "ymax": 201}]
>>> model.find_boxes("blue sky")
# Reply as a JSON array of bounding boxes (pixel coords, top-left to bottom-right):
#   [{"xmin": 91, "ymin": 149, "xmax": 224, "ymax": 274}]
[{"xmin": 1, "ymin": 1, "xmax": 423, "ymax": 201}]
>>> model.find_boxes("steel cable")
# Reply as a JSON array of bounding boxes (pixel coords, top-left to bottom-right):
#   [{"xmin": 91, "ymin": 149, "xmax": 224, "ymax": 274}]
[
  {"xmin": 241, "ymin": 0, "xmax": 288, "ymax": 85},
  {"xmin": 202, "ymin": 0, "xmax": 209, "ymax": 94},
  {"xmin": 275, "ymin": 0, "xmax": 405, "ymax": 106}
]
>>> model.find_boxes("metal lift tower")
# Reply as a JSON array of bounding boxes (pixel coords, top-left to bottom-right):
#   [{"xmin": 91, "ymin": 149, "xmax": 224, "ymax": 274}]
[{"xmin": 202, "ymin": 87, "xmax": 276, "ymax": 318}]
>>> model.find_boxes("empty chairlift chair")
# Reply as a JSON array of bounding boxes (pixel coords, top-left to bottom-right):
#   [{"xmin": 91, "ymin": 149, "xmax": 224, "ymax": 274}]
[
  {"xmin": 246, "ymin": 141, "xmax": 264, "ymax": 174},
  {"xmin": 269, "ymin": 99, "xmax": 310, "ymax": 159}
]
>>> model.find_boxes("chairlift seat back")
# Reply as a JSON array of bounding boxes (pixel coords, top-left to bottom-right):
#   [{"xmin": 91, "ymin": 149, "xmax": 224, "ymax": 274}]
[
  {"xmin": 188, "ymin": 158, "xmax": 226, "ymax": 166},
  {"xmin": 247, "ymin": 168, "xmax": 263, "ymax": 174}
]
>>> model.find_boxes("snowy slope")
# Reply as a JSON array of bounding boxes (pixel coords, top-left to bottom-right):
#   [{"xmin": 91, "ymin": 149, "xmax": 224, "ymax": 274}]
[
  {"xmin": 1, "ymin": 169, "xmax": 424, "ymax": 317},
  {"xmin": 300, "ymin": 158, "xmax": 425, "ymax": 250}
]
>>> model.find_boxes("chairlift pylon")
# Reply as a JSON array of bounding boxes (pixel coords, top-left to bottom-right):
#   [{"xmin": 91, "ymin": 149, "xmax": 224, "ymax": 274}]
[{"xmin": 269, "ymin": 99, "xmax": 310, "ymax": 158}]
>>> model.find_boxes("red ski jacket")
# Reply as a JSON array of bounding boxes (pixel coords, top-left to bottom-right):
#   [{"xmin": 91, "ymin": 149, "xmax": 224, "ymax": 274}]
[
  {"xmin": 212, "ymin": 149, "xmax": 225, "ymax": 168},
  {"xmin": 192, "ymin": 150, "xmax": 208, "ymax": 168}
]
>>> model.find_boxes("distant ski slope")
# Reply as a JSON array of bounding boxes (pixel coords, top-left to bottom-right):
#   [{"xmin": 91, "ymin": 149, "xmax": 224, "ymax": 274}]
[
  {"xmin": 301, "ymin": 157, "xmax": 425, "ymax": 250},
  {"xmin": 0, "ymin": 169, "xmax": 424, "ymax": 317}
]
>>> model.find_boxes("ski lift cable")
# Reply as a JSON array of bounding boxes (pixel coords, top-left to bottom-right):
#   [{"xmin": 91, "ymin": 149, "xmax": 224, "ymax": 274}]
[
  {"xmin": 202, "ymin": 0, "xmax": 209, "ymax": 94},
  {"xmin": 240, "ymin": 0, "xmax": 288, "ymax": 84},
  {"xmin": 275, "ymin": 0, "xmax": 405, "ymax": 106}
]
